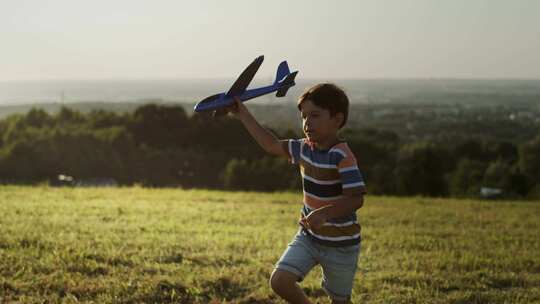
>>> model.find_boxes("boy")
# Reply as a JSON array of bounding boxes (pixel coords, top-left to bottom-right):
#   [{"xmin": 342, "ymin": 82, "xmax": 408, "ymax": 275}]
[{"xmin": 228, "ymin": 83, "xmax": 366, "ymax": 304}]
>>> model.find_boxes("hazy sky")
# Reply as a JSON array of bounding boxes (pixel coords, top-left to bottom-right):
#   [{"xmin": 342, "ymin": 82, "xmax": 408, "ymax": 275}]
[{"xmin": 1, "ymin": 0, "xmax": 539, "ymax": 80}]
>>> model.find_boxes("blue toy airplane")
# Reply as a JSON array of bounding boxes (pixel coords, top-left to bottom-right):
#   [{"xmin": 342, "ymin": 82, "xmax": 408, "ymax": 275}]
[{"xmin": 194, "ymin": 55, "xmax": 298, "ymax": 116}]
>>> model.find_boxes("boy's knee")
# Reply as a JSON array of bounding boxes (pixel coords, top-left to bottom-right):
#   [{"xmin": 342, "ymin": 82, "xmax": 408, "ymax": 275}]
[{"xmin": 269, "ymin": 269, "xmax": 298, "ymax": 292}]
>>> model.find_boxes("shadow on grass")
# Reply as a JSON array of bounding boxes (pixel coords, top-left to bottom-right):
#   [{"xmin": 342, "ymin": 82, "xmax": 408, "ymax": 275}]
[
  {"xmin": 201, "ymin": 277, "xmax": 250, "ymax": 301},
  {"xmin": 135, "ymin": 280, "xmax": 194, "ymax": 304},
  {"xmin": 133, "ymin": 277, "xmax": 253, "ymax": 303},
  {"xmin": 157, "ymin": 252, "xmax": 249, "ymax": 267},
  {"xmin": 84, "ymin": 252, "xmax": 135, "ymax": 267},
  {"xmin": 67, "ymin": 263, "xmax": 109, "ymax": 276},
  {"xmin": 302, "ymin": 286, "xmax": 328, "ymax": 298}
]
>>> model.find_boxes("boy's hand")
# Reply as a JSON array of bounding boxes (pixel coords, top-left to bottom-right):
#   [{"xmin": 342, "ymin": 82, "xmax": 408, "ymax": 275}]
[
  {"xmin": 226, "ymin": 96, "xmax": 247, "ymax": 117},
  {"xmin": 300, "ymin": 209, "xmax": 327, "ymax": 230},
  {"xmin": 299, "ymin": 216, "xmax": 309, "ymax": 229}
]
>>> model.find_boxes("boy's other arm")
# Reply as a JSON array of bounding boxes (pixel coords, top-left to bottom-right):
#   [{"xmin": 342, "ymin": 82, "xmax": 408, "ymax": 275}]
[
  {"xmin": 301, "ymin": 195, "xmax": 364, "ymax": 230},
  {"xmin": 228, "ymin": 97, "xmax": 288, "ymax": 157}
]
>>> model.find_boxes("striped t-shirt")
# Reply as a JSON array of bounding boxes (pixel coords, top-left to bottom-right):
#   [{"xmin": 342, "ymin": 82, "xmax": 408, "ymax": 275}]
[{"xmin": 282, "ymin": 138, "xmax": 367, "ymax": 247}]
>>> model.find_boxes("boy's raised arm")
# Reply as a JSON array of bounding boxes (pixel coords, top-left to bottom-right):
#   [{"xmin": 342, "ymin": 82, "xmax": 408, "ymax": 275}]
[{"xmin": 228, "ymin": 97, "xmax": 288, "ymax": 158}]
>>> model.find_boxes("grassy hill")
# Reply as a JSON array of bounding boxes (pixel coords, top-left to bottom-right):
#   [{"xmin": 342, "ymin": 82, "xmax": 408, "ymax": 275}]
[{"xmin": 0, "ymin": 186, "xmax": 538, "ymax": 303}]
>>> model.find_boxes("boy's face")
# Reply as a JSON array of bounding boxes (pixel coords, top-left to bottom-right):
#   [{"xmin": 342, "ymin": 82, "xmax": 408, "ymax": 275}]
[{"xmin": 300, "ymin": 99, "xmax": 343, "ymax": 146}]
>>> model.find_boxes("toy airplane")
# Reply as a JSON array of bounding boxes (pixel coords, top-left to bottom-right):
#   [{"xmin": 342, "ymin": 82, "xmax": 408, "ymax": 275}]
[{"xmin": 194, "ymin": 55, "xmax": 298, "ymax": 116}]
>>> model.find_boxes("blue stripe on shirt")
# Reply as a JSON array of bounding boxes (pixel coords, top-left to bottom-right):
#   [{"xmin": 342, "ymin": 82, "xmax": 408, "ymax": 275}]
[
  {"xmin": 290, "ymin": 139, "xmax": 302, "ymax": 163},
  {"xmin": 340, "ymin": 169, "xmax": 365, "ymax": 185}
]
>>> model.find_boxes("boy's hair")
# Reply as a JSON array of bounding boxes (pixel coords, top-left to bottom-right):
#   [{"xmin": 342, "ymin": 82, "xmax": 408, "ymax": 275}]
[{"xmin": 297, "ymin": 83, "xmax": 349, "ymax": 128}]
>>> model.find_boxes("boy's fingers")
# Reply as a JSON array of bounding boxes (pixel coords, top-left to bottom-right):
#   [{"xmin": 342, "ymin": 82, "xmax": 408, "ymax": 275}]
[
  {"xmin": 226, "ymin": 96, "xmax": 240, "ymax": 113},
  {"xmin": 299, "ymin": 217, "xmax": 310, "ymax": 229}
]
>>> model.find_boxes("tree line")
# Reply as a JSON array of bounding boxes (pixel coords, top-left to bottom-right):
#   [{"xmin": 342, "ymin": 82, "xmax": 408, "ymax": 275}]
[{"xmin": 0, "ymin": 104, "xmax": 539, "ymax": 199}]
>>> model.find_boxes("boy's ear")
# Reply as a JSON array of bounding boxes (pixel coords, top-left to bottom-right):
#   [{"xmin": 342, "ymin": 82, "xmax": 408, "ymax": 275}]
[{"xmin": 334, "ymin": 112, "xmax": 344, "ymax": 128}]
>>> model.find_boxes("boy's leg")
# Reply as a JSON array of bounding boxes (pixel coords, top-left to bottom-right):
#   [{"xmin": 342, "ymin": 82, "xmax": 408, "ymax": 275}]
[
  {"xmin": 319, "ymin": 244, "xmax": 360, "ymax": 303},
  {"xmin": 272, "ymin": 231, "xmax": 318, "ymax": 303},
  {"xmin": 270, "ymin": 269, "xmax": 312, "ymax": 304}
]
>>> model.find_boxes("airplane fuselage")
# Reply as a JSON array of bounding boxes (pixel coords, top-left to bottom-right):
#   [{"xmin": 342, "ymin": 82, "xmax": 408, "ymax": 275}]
[{"xmin": 194, "ymin": 82, "xmax": 293, "ymax": 113}]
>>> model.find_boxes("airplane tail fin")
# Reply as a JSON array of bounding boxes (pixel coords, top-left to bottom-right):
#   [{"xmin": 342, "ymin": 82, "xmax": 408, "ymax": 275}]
[
  {"xmin": 276, "ymin": 71, "xmax": 298, "ymax": 97},
  {"xmin": 274, "ymin": 61, "xmax": 291, "ymax": 85}
]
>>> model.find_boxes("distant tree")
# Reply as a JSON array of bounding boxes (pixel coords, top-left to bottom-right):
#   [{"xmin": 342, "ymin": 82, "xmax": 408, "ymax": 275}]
[
  {"xmin": 483, "ymin": 159, "xmax": 512, "ymax": 189},
  {"xmin": 394, "ymin": 143, "xmax": 452, "ymax": 196},
  {"xmin": 450, "ymin": 159, "xmax": 486, "ymax": 197},
  {"xmin": 222, "ymin": 157, "xmax": 300, "ymax": 191},
  {"xmin": 366, "ymin": 163, "xmax": 396, "ymax": 195},
  {"xmin": 344, "ymin": 128, "xmax": 400, "ymax": 195},
  {"xmin": 491, "ymin": 142, "xmax": 519, "ymax": 164},
  {"xmin": 130, "ymin": 104, "xmax": 189, "ymax": 149},
  {"xmin": 519, "ymin": 136, "xmax": 540, "ymax": 180},
  {"xmin": 56, "ymin": 106, "xmax": 85, "ymax": 126},
  {"xmin": 0, "ymin": 140, "xmax": 41, "ymax": 182},
  {"xmin": 188, "ymin": 113, "xmax": 263, "ymax": 159},
  {"xmin": 526, "ymin": 184, "xmax": 540, "ymax": 200},
  {"xmin": 1, "ymin": 114, "xmax": 28, "ymax": 145},
  {"xmin": 518, "ymin": 136, "xmax": 540, "ymax": 198},
  {"xmin": 454, "ymin": 140, "xmax": 487, "ymax": 161},
  {"xmin": 481, "ymin": 158, "xmax": 530, "ymax": 198},
  {"xmin": 88, "ymin": 109, "xmax": 128, "ymax": 129},
  {"xmin": 24, "ymin": 108, "xmax": 53, "ymax": 128},
  {"xmin": 507, "ymin": 169, "xmax": 532, "ymax": 197},
  {"xmin": 222, "ymin": 158, "xmax": 252, "ymax": 190}
]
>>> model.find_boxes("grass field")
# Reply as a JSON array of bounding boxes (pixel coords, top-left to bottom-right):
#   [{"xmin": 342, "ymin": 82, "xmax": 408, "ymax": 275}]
[{"xmin": 0, "ymin": 186, "xmax": 539, "ymax": 303}]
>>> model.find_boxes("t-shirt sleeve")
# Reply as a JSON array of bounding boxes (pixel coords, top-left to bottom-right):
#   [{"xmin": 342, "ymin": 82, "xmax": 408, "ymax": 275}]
[
  {"xmin": 280, "ymin": 139, "xmax": 303, "ymax": 164},
  {"xmin": 338, "ymin": 153, "xmax": 367, "ymax": 196}
]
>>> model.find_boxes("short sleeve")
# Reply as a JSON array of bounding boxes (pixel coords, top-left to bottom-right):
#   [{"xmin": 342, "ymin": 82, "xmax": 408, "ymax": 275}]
[
  {"xmin": 338, "ymin": 153, "xmax": 367, "ymax": 196},
  {"xmin": 280, "ymin": 139, "xmax": 303, "ymax": 164}
]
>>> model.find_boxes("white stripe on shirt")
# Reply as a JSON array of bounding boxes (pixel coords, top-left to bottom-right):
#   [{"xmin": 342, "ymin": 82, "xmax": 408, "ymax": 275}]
[
  {"xmin": 301, "ymin": 153, "xmax": 338, "ymax": 169},
  {"xmin": 339, "ymin": 165, "xmax": 359, "ymax": 173},
  {"xmin": 307, "ymin": 230, "xmax": 361, "ymax": 241},
  {"xmin": 342, "ymin": 182, "xmax": 365, "ymax": 189},
  {"xmin": 302, "ymin": 174, "xmax": 341, "ymax": 185},
  {"xmin": 329, "ymin": 148, "xmax": 347, "ymax": 158}
]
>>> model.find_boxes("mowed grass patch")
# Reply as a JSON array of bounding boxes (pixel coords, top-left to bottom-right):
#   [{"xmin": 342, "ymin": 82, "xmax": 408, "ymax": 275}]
[{"xmin": 0, "ymin": 186, "xmax": 538, "ymax": 303}]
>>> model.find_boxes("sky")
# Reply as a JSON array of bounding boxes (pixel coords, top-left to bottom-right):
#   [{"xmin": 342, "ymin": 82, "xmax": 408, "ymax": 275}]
[{"xmin": 1, "ymin": 0, "xmax": 539, "ymax": 81}]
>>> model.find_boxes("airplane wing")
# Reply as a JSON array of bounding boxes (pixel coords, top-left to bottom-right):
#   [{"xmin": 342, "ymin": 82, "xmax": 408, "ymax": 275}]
[{"xmin": 226, "ymin": 55, "xmax": 264, "ymax": 97}]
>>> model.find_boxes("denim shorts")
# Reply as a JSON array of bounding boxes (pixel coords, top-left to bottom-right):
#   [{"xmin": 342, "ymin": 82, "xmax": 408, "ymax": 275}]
[{"xmin": 274, "ymin": 229, "xmax": 361, "ymax": 301}]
